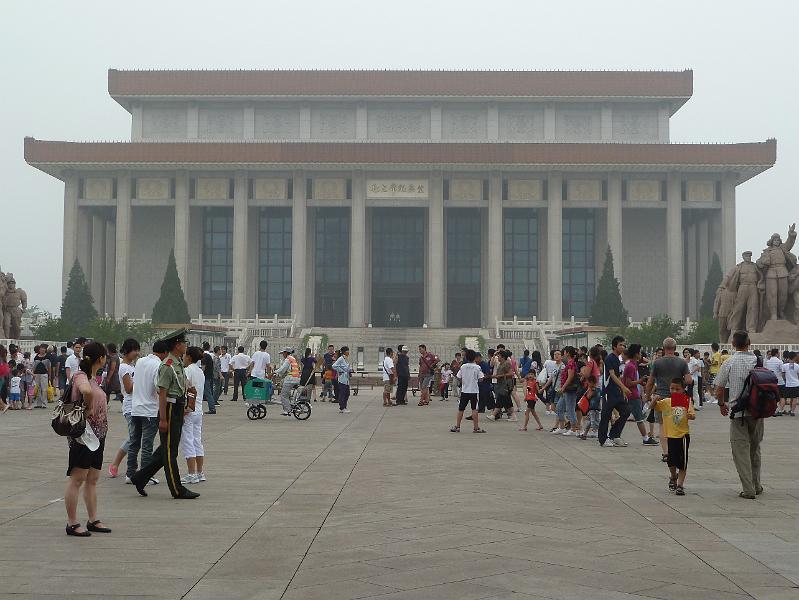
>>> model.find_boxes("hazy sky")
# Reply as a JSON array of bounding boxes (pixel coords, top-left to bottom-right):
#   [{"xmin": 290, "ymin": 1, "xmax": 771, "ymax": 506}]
[{"xmin": 2, "ymin": 0, "xmax": 796, "ymax": 314}]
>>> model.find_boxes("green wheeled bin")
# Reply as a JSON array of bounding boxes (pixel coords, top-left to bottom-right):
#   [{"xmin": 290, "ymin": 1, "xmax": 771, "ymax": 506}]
[{"xmin": 244, "ymin": 377, "xmax": 273, "ymax": 402}]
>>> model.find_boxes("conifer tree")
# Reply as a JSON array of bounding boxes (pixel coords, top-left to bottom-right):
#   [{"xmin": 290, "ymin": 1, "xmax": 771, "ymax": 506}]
[
  {"xmin": 60, "ymin": 259, "xmax": 97, "ymax": 332},
  {"xmin": 589, "ymin": 246, "xmax": 629, "ymax": 327},
  {"xmin": 151, "ymin": 249, "xmax": 191, "ymax": 324},
  {"xmin": 699, "ymin": 253, "xmax": 723, "ymax": 319}
]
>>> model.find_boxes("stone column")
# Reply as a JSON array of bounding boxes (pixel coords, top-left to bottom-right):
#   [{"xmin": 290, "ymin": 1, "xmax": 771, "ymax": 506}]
[
  {"xmin": 104, "ymin": 221, "xmax": 115, "ymax": 317},
  {"xmin": 698, "ymin": 217, "xmax": 710, "ymax": 297},
  {"xmin": 486, "ymin": 172, "xmax": 503, "ymax": 326},
  {"xmin": 187, "ymin": 103, "xmax": 199, "ymax": 139},
  {"xmin": 606, "ymin": 173, "xmax": 623, "ymax": 294},
  {"xmin": 547, "ymin": 171, "xmax": 563, "ymax": 320},
  {"xmin": 300, "ymin": 105, "xmax": 311, "ymax": 139},
  {"xmin": 291, "ymin": 170, "xmax": 307, "ymax": 325},
  {"xmin": 356, "ymin": 104, "xmax": 367, "ymax": 139},
  {"xmin": 232, "ymin": 171, "xmax": 248, "ymax": 318},
  {"xmin": 427, "ymin": 172, "xmax": 445, "ymax": 327},
  {"xmin": 600, "ymin": 104, "xmax": 613, "ymax": 141},
  {"xmin": 666, "ymin": 172, "xmax": 684, "ymax": 320},
  {"xmin": 487, "ymin": 104, "xmax": 499, "ymax": 140},
  {"xmin": 77, "ymin": 208, "xmax": 92, "ymax": 284},
  {"xmin": 114, "ymin": 175, "xmax": 131, "ymax": 318},
  {"xmin": 544, "ymin": 103, "xmax": 556, "ymax": 141},
  {"xmin": 131, "ymin": 102, "xmax": 143, "ymax": 141},
  {"xmin": 686, "ymin": 221, "xmax": 698, "ymax": 318},
  {"xmin": 243, "ymin": 104, "xmax": 255, "ymax": 139},
  {"xmin": 90, "ymin": 215, "xmax": 106, "ymax": 313},
  {"xmin": 430, "ymin": 105, "xmax": 442, "ymax": 140},
  {"xmin": 62, "ymin": 174, "xmax": 79, "ymax": 295},
  {"xmin": 174, "ymin": 172, "xmax": 190, "ymax": 293},
  {"xmin": 720, "ymin": 174, "xmax": 737, "ymax": 275},
  {"xmin": 349, "ymin": 171, "xmax": 366, "ymax": 327}
]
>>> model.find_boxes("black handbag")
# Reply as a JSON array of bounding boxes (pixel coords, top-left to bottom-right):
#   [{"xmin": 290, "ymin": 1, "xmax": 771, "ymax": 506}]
[{"xmin": 51, "ymin": 381, "xmax": 86, "ymax": 437}]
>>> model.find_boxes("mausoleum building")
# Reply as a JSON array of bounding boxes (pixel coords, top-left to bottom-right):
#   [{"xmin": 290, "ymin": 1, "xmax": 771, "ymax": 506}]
[{"xmin": 25, "ymin": 69, "xmax": 776, "ymax": 327}]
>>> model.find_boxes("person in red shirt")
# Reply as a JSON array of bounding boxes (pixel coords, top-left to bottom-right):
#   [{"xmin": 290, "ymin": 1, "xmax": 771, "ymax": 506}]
[
  {"xmin": 623, "ymin": 344, "xmax": 659, "ymax": 446},
  {"xmin": 519, "ymin": 373, "xmax": 543, "ymax": 431}
]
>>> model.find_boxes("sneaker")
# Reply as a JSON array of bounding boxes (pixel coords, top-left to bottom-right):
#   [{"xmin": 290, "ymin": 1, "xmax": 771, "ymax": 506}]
[
  {"xmin": 601, "ymin": 440, "xmax": 615, "ymax": 447},
  {"xmin": 642, "ymin": 437, "xmax": 659, "ymax": 446},
  {"xmin": 147, "ymin": 478, "xmax": 160, "ymax": 486},
  {"xmin": 611, "ymin": 438, "xmax": 627, "ymax": 447},
  {"xmin": 180, "ymin": 474, "xmax": 197, "ymax": 485},
  {"xmin": 198, "ymin": 473, "xmax": 206, "ymax": 482},
  {"xmin": 340, "ymin": 409, "xmax": 351, "ymax": 414},
  {"xmin": 588, "ymin": 431, "xmax": 598, "ymax": 439},
  {"xmin": 562, "ymin": 429, "xmax": 573, "ymax": 436},
  {"xmin": 551, "ymin": 428, "xmax": 564, "ymax": 434},
  {"xmin": 790, "ymin": 412, "xmax": 796, "ymax": 417},
  {"xmin": 774, "ymin": 411, "xmax": 783, "ymax": 417},
  {"xmin": 124, "ymin": 476, "xmax": 133, "ymax": 484}
]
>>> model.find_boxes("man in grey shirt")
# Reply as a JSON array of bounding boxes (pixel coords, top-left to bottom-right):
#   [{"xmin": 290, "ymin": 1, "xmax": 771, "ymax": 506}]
[{"xmin": 715, "ymin": 330, "xmax": 762, "ymax": 499}]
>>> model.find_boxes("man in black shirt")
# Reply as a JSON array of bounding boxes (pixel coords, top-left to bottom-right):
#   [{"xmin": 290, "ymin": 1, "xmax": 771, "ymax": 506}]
[
  {"xmin": 394, "ymin": 345, "xmax": 410, "ymax": 405},
  {"xmin": 598, "ymin": 336, "xmax": 633, "ymax": 447}
]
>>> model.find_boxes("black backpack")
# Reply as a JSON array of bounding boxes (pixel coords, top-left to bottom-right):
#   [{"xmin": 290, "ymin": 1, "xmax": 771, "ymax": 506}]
[{"xmin": 731, "ymin": 357, "xmax": 779, "ymax": 419}]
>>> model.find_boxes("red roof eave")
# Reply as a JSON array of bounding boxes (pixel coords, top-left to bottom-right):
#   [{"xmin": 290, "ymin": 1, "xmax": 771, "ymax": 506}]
[{"xmin": 24, "ymin": 139, "xmax": 776, "ymax": 171}]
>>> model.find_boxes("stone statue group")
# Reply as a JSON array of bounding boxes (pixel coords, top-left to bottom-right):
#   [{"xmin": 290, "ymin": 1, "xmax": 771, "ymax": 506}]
[
  {"xmin": 0, "ymin": 271, "xmax": 28, "ymax": 339},
  {"xmin": 714, "ymin": 224, "xmax": 799, "ymax": 342}
]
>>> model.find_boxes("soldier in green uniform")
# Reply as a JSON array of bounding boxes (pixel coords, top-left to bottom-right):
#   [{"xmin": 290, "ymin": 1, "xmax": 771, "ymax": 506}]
[{"xmin": 130, "ymin": 329, "xmax": 199, "ymax": 499}]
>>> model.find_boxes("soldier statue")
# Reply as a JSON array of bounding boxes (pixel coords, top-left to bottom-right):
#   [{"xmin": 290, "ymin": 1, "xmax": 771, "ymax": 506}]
[
  {"xmin": 726, "ymin": 251, "xmax": 762, "ymax": 335},
  {"xmin": 0, "ymin": 270, "xmax": 7, "ymax": 338},
  {"xmin": 756, "ymin": 223, "xmax": 797, "ymax": 321},
  {"xmin": 2, "ymin": 274, "xmax": 28, "ymax": 340},
  {"xmin": 713, "ymin": 270, "xmax": 737, "ymax": 343}
]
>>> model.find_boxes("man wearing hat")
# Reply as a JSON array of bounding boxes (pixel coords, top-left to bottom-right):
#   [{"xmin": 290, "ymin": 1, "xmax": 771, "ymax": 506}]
[
  {"xmin": 130, "ymin": 329, "xmax": 199, "ymax": 499},
  {"xmin": 727, "ymin": 251, "xmax": 762, "ymax": 336},
  {"xmin": 273, "ymin": 347, "xmax": 301, "ymax": 416}
]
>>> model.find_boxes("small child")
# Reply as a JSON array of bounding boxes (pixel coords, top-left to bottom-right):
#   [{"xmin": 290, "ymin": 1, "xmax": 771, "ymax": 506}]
[
  {"xmin": 21, "ymin": 360, "xmax": 34, "ymax": 410},
  {"xmin": 321, "ymin": 366, "xmax": 334, "ymax": 401},
  {"xmin": 9, "ymin": 368, "xmax": 23, "ymax": 410},
  {"xmin": 520, "ymin": 372, "xmax": 543, "ymax": 431},
  {"xmin": 579, "ymin": 375, "xmax": 601, "ymax": 439},
  {"xmin": 440, "ymin": 363, "xmax": 452, "ymax": 400},
  {"xmin": 652, "ymin": 377, "xmax": 696, "ymax": 496}
]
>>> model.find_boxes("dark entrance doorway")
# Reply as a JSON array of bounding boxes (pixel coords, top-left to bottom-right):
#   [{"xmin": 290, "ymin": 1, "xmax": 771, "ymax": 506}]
[
  {"xmin": 446, "ymin": 210, "xmax": 482, "ymax": 327},
  {"xmin": 314, "ymin": 208, "xmax": 350, "ymax": 327},
  {"xmin": 371, "ymin": 208, "xmax": 425, "ymax": 327}
]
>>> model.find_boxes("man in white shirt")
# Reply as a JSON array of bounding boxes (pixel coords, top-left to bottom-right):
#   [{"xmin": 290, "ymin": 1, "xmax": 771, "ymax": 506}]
[
  {"xmin": 249, "ymin": 340, "xmax": 272, "ymax": 379},
  {"xmin": 452, "ymin": 349, "xmax": 485, "ymax": 432},
  {"xmin": 64, "ymin": 338, "xmax": 84, "ymax": 381},
  {"xmin": 127, "ymin": 340, "xmax": 168, "ymax": 484},
  {"xmin": 382, "ymin": 347, "xmax": 396, "ymax": 407},
  {"xmin": 230, "ymin": 346, "xmax": 251, "ymax": 401},
  {"xmin": 781, "ymin": 351, "xmax": 799, "ymax": 416},
  {"xmin": 219, "ymin": 345, "xmax": 231, "ymax": 396},
  {"xmin": 765, "ymin": 349, "xmax": 786, "ymax": 416}
]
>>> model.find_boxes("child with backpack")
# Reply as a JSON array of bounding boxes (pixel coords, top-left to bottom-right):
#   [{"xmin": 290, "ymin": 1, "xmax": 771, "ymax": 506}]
[{"xmin": 652, "ymin": 378, "xmax": 696, "ymax": 496}]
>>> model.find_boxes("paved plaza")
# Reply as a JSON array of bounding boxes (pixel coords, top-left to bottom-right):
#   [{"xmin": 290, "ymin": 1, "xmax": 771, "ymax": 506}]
[{"xmin": 2, "ymin": 389, "xmax": 799, "ymax": 600}]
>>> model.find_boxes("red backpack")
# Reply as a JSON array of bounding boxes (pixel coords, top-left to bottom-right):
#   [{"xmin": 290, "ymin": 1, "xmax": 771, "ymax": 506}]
[{"xmin": 731, "ymin": 358, "xmax": 779, "ymax": 419}]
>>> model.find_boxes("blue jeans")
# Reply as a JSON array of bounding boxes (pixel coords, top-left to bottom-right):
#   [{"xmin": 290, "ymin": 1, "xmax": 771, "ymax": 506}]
[
  {"xmin": 557, "ymin": 391, "xmax": 577, "ymax": 426},
  {"xmin": 204, "ymin": 380, "xmax": 216, "ymax": 413},
  {"xmin": 127, "ymin": 416, "xmax": 159, "ymax": 479}
]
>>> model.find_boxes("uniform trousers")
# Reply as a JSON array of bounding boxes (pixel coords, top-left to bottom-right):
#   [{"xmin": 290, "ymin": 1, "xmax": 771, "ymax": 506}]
[
  {"xmin": 395, "ymin": 375, "xmax": 409, "ymax": 404},
  {"xmin": 132, "ymin": 400, "xmax": 188, "ymax": 498}
]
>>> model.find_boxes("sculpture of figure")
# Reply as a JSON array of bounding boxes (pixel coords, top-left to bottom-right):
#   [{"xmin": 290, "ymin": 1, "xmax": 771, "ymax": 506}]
[
  {"xmin": 713, "ymin": 269, "xmax": 737, "ymax": 343},
  {"xmin": 790, "ymin": 265, "xmax": 799, "ymax": 325},
  {"xmin": 0, "ymin": 270, "xmax": 7, "ymax": 338},
  {"xmin": 2, "ymin": 274, "xmax": 28, "ymax": 340},
  {"xmin": 726, "ymin": 251, "xmax": 762, "ymax": 335},
  {"xmin": 756, "ymin": 223, "xmax": 797, "ymax": 321}
]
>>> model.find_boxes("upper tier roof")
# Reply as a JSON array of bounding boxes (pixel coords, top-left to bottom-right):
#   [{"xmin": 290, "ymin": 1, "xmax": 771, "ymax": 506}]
[
  {"xmin": 24, "ymin": 138, "xmax": 775, "ymax": 184},
  {"xmin": 108, "ymin": 69, "xmax": 693, "ymax": 110}
]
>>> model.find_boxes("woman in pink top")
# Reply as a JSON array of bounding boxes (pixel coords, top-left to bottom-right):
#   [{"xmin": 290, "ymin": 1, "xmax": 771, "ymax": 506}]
[{"xmin": 64, "ymin": 342, "xmax": 111, "ymax": 537}]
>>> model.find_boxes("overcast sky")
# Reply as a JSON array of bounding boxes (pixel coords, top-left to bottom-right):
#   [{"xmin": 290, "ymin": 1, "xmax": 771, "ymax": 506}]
[{"xmin": 2, "ymin": 0, "xmax": 796, "ymax": 314}]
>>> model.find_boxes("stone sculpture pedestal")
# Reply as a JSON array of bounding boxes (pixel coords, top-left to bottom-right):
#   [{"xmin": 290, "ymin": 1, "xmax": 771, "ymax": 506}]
[{"xmin": 749, "ymin": 319, "xmax": 799, "ymax": 344}]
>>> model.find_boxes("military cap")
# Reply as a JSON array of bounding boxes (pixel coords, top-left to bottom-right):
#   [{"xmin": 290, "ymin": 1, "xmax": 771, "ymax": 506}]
[{"xmin": 158, "ymin": 327, "xmax": 189, "ymax": 345}]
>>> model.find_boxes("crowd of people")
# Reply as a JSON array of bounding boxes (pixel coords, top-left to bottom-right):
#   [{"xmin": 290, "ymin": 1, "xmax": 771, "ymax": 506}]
[{"xmin": 0, "ymin": 327, "xmax": 795, "ymax": 537}]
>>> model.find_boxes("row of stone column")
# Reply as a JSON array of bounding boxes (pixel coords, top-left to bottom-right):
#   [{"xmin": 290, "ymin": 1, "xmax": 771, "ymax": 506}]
[{"xmin": 63, "ymin": 170, "xmax": 736, "ymax": 325}]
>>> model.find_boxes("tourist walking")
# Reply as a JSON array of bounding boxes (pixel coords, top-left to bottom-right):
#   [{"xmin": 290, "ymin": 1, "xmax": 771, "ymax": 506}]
[
  {"xmin": 553, "ymin": 347, "xmax": 579, "ymax": 435},
  {"xmin": 417, "ymin": 344, "xmax": 439, "ymax": 406},
  {"xmin": 300, "ymin": 347, "xmax": 318, "ymax": 401},
  {"xmin": 181, "ymin": 347, "xmax": 206, "ymax": 484},
  {"xmin": 130, "ymin": 329, "xmax": 199, "ymax": 500},
  {"xmin": 395, "ymin": 345, "xmax": 410, "ymax": 405},
  {"xmin": 201, "ymin": 342, "xmax": 216, "ymax": 415},
  {"xmin": 64, "ymin": 341, "xmax": 111, "ymax": 537},
  {"xmin": 450, "ymin": 352, "xmax": 462, "ymax": 398},
  {"xmin": 488, "ymin": 350, "xmax": 516, "ymax": 421},
  {"xmin": 450, "ymin": 349, "xmax": 485, "ymax": 433},
  {"xmin": 714, "ymin": 331, "xmax": 764, "ymax": 499},
  {"xmin": 332, "ymin": 347, "xmax": 353, "ymax": 413},
  {"xmin": 107, "ymin": 338, "xmax": 140, "ymax": 479},
  {"xmin": 652, "ymin": 378, "xmax": 696, "ymax": 495},
  {"xmin": 622, "ymin": 344, "xmax": 658, "ymax": 446},
  {"xmin": 765, "ymin": 349, "xmax": 787, "ymax": 416},
  {"xmin": 520, "ymin": 371, "xmax": 543, "ymax": 431},
  {"xmin": 126, "ymin": 341, "xmax": 166, "ymax": 485},
  {"xmin": 781, "ymin": 351, "xmax": 799, "ymax": 416},
  {"xmin": 598, "ymin": 336, "xmax": 633, "ymax": 447},
  {"xmin": 219, "ymin": 345, "xmax": 231, "ymax": 395},
  {"xmin": 32, "ymin": 344, "xmax": 51, "ymax": 409},
  {"xmin": 229, "ymin": 346, "xmax": 251, "ymax": 401},
  {"xmin": 103, "ymin": 343, "xmax": 122, "ymax": 406},
  {"xmin": 382, "ymin": 347, "xmax": 396, "ymax": 407}
]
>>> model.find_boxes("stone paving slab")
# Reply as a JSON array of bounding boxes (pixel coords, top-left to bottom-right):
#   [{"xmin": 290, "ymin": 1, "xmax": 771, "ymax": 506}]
[{"xmin": 1, "ymin": 391, "xmax": 798, "ymax": 599}]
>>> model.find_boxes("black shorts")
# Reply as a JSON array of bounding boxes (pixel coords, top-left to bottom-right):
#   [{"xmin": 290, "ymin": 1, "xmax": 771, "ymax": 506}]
[
  {"xmin": 785, "ymin": 386, "xmax": 799, "ymax": 399},
  {"xmin": 67, "ymin": 437, "xmax": 106, "ymax": 476},
  {"xmin": 778, "ymin": 385, "xmax": 786, "ymax": 397},
  {"xmin": 667, "ymin": 435, "xmax": 690, "ymax": 470},
  {"xmin": 526, "ymin": 399, "xmax": 537, "ymax": 411},
  {"xmin": 496, "ymin": 393, "xmax": 513, "ymax": 410},
  {"xmin": 459, "ymin": 393, "xmax": 478, "ymax": 412}
]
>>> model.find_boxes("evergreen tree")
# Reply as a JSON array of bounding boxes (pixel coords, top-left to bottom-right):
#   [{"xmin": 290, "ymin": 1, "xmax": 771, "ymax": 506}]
[
  {"xmin": 151, "ymin": 249, "xmax": 191, "ymax": 324},
  {"xmin": 589, "ymin": 246, "xmax": 629, "ymax": 327},
  {"xmin": 699, "ymin": 253, "xmax": 723, "ymax": 319},
  {"xmin": 60, "ymin": 259, "xmax": 97, "ymax": 333}
]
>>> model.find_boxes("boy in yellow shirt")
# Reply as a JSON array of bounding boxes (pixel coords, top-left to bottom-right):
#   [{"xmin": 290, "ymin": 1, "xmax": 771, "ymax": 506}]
[{"xmin": 652, "ymin": 377, "xmax": 696, "ymax": 496}]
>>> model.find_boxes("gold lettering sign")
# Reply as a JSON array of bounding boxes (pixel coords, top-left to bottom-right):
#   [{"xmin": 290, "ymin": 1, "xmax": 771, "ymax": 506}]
[{"xmin": 367, "ymin": 179, "xmax": 429, "ymax": 199}]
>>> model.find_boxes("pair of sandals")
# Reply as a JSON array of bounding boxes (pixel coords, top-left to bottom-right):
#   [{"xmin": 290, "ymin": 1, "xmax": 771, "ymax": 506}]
[
  {"xmin": 418, "ymin": 400, "xmax": 430, "ymax": 406},
  {"xmin": 66, "ymin": 520, "xmax": 111, "ymax": 537},
  {"xmin": 668, "ymin": 478, "xmax": 685, "ymax": 496},
  {"xmin": 450, "ymin": 426, "xmax": 486, "ymax": 433}
]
